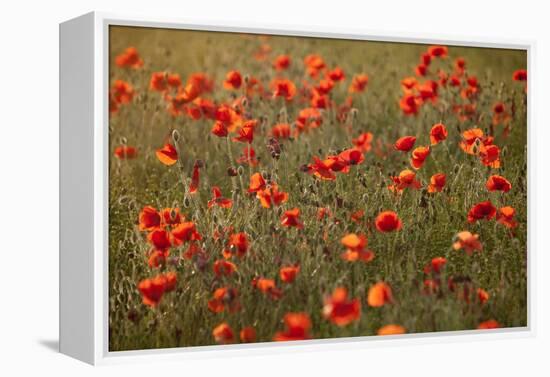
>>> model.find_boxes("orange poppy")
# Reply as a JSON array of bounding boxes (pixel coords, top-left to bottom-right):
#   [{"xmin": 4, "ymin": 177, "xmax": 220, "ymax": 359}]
[
  {"xmin": 304, "ymin": 54, "xmax": 326, "ymax": 77},
  {"xmin": 338, "ymin": 148, "xmax": 365, "ymax": 166},
  {"xmin": 207, "ymin": 186, "xmax": 233, "ymax": 209},
  {"xmin": 486, "ymin": 175, "xmax": 511, "ymax": 192},
  {"xmin": 295, "ymin": 107, "xmax": 322, "ymax": 134},
  {"xmin": 208, "ymin": 287, "xmax": 240, "ymax": 313},
  {"xmin": 427, "ymin": 173, "xmax": 446, "ymax": 193},
  {"xmin": 459, "ymin": 128, "xmax": 485, "ymax": 154},
  {"xmin": 323, "ymin": 287, "xmax": 361, "ymax": 326},
  {"xmin": 389, "ymin": 169, "xmax": 422, "ymax": 193},
  {"xmin": 281, "ymin": 208, "xmax": 304, "ymax": 229},
  {"xmin": 227, "ymin": 232, "xmax": 249, "ymax": 257},
  {"xmin": 477, "ymin": 288, "xmax": 489, "ymax": 305},
  {"xmin": 111, "ymin": 80, "xmax": 134, "ymax": 104},
  {"xmin": 171, "ymin": 221, "xmax": 202, "ymax": 244},
  {"xmin": 375, "ymin": 211, "xmax": 402, "ymax": 232},
  {"xmin": 377, "ymin": 324, "xmax": 406, "ymax": 336},
  {"xmin": 256, "ymin": 183, "xmax": 289, "ymax": 208},
  {"xmin": 213, "ymin": 322, "xmax": 234, "ymax": 344},
  {"xmin": 352, "ymin": 132, "xmax": 373, "ymax": 152},
  {"xmin": 394, "ymin": 136, "xmax": 417, "ymax": 152},
  {"xmin": 156, "ymin": 143, "xmax": 178, "ymax": 166},
  {"xmin": 410, "ymin": 146, "xmax": 430, "ymax": 169},
  {"xmin": 248, "ymin": 172, "xmax": 267, "ymax": 193},
  {"xmin": 453, "ymin": 231, "xmax": 483, "ymax": 255},
  {"xmin": 271, "ymin": 123, "xmax": 291, "ymax": 139},
  {"xmin": 428, "ymin": 45, "xmax": 448, "ymax": 58},
  {"xmin": 240, "ymin": 327, "xmax": 257, "ymax": 343},
  {"xmin": 273, "ymin": 312, "xmax": 312, "ymax": 341},
  {"xmin": 477, "ymin": 319, "xmax": 500, "ymax": 329},
  {"xmin": 430, "ymin": 123, "xmax": 448, "ymax": 145},
  {"xmin": 233, "ymin": 123, "xmax": 255, "ymax": 144},
  {"xmin": 223, "ymin": 70, "xmax": 242, "ymax": 90},
  {"xmin": 340, "ymin": 233, "xmax": 375, "ymax": 263},
  {"xmin": 273, "ymin": 54, "xmax": 291, "ymax": 71},
  {"xmin": 315, "ymin": 78, "xmax": 334, "ymax": 95},
  {"xmin": 497, "ymin": 206, "xmax": 518, "ymax": 229},
  {"xmin": 317, "ymin": 207, "xmax": 332, "ymax": 221},
  {"xmin": 189, "ymin": 161, "xmax": 201, "ymax": 194},
  {"xmin": 350, "ymin": 209, "xmax": 365, "ymax": 224},
  {"xmin": 401, "ymin": 77, "xmax": 417, "ymax": 91},
  {"xmin": 147, "ymin": 249, "xmax": 168, "ymax": 268},
  {"xmin": 213, "ymin": 259, "xmax": 237, "ymax": 277},
  {"xmin": 467, "ymin": 201, "xmax": 496, "ymax": 223},
  {"xmin": 367, "ymin": 282, "xmax": 393, "ymax": 307},
  {"xmin": 114, "ymin": 146, "xmax": 137, "ymax": 159},
  {"xmin": 139, "ymin": 206, "xmax": 161, "ymax": 231},
  {"xmin": 255, "ymin": 278, "xmax": 283, "ymax": 300},
  {"xmin": 348, "ymin": 74, "xmax": 369, "ymax": 93},
  {"xmin": 280, "ymin": 265, "xmax": 300, "ymax": 283},
  {"xmin": 271, "ymin": 78, "xmax": 297, "ymax": 101},
  {"xmin": 115, "ymin": 46, "xmax": 143, "ymax": 69},
  {"xmin": 148, "ymin": 229, "xmax": 171, "ymax": 250},
  {"xmin": 512, "ymin": 69, "xmax": 527, "ymax": 82}
]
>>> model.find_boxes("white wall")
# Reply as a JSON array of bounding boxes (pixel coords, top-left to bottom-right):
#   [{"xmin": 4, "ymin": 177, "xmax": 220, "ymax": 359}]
[{"xmin": 0, "ymin": 0, "xmax": 548, "ymax": 375}]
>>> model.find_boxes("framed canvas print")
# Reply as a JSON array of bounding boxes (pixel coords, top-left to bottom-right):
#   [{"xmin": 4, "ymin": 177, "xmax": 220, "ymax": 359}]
[{"xmin": 59, "ymin": 12, "xmax": 532, "ymax": 365}]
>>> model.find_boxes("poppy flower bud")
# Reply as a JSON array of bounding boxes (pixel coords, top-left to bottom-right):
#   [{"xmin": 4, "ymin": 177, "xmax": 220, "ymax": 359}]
[
  {"xmin": 172, "ymin": 129, "xmax": 180, "ymax": 143},
  {"xmin": 244, "ymin": 75, "xmax": 250, "ymax": 85},
  {"xmin": 183, "ymin": 198, "xmax": 190, "ymax": 208},
  {"xmin": 227, "ymin": 167, "xmax": 238, "ymax": 176},
  {"xmin": 237, "ymin": 166, "xmax": 245, "ymax": 176}
]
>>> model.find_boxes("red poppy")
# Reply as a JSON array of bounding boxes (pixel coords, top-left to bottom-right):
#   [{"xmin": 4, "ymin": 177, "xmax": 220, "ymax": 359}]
[
  {"xmin": 327, "ymin": 67, "xmax": 345, "ymax": 82},
  {"xmin": 323, "ymin": 287, "xmax": 361, "ymax": 326},
  {"xmin": 208, "ymin": 287, "xmax": 240, "ymax": 313},
  {"xmin": 213, "ymin": 259, "xmax": 237, "ymax": 277},
  {"xmin": 453, "ymin": 231, "xmax": 483, "ymax": 255},
  {"xmin": 430, "ymin": 123, "xmax": 448, "ymax": 145},
  {"xmin": 340, "ymin": 233, "xmax": 375, "ymax": 263},
  {"xmin": 148, "ymin": 229, "xmax": 171, "ymax": 250},
  {"xmin": 367, "ymin": 282, "xmax": 393, "ymax": 307},
  {"xmin": 227, "ymin": 232, "xmax": 249, "ymax": 257},
  {"xmin": 271, "ymin": 123, "xmax": 291, "ymax": 139},
  {"xmin": 401, "ymin": 77, "xmax": 417, "ymax": 91},
  {"xmin": 233, "ymin": 124, "xmax": 255, "ymax": 144},
  {"xmin": 486, "ymin": 175, "xmax": 511, "ymax": 192},
  {"xmin": 139, "ymin": 206, "xmax": 161, "ymax": 231},
  {"xmin": 424, "ymin": 257, "xmax": 447, "ymax": 274},
  {"xmin": 306, "ymin": 157, "xmax": 336, "ymax": 181},
  {"xmin": 415, "ymin": 63, "xmax": 428, "ymax": 77},
  {"xmin": 137, "ymin": 275, "xmax": 167, "ymax": 307},
  {"xmin": 497, "ymin": 206, "xmax": 518, "ymax": 229},
  {"xmin": 352, "ymin": 132, "xmax": 373, "ymax": 152},
  {"xmin": 189, "ymin": 161, "xmax": 201, "ymax": 194},
  {"xmin": 428, "ymin": 45, "xmax": 448, "ymax": 58},
  {"xmin": 477, "ymin": 288, "xmax": 489, "ymax": 305},
  {"xmin": 256, "ymin": 183, "xmax": 289, "ymax": 208},
  {"xmin": 114, "ymin": 146, "xmax": 137, "ymax": 159},
  {"xmin": 223, "ymin": 70, "xmax": 242, "ymax": 90},
  {"xmin": 280, "ymin": 265, "xmax": 300, "ymax": 283},
  {"xmin": 410, "ymin": 146, "xmax": 430, "ymax": 169},
  {"xmin": 111, "ymin": 80, "xmax": 134, "ymax": 104},
  {"xmin": 375, "ymin": 211, "xmax": 402, "ymax": 232},
  {"xmin": 207, "ymin": 186, "xmax": 233, "ymax": 209},
  {"xmin": 477, "ymin": 319, "xmax": 500, "ymax": 330},
  {"xmin": 304, "ymin": 54, "xmax": 326, "ymax": 77},
  {"xmin": 512, "ymin": 69, "xmax": 527, "ymax": 82},
  {"xmin": 389, "ymin": 169, "xmax": 422, "ymax": 193},
  {"xmin": 467, "ymin": 201, "xmax": 497, "ymax": 223},
  {"xmin": 281, "ymin": 208, "xmax": 304, "ymax": 229},
  {"xmin": 211, "ymin": 121, "xmax": 229, "ymax": 138},
  {"xmin": 213, "ymin": 322, "xmax": 234, "ymax": 344},
  {"xmin": 348, "ymin": 74, "xmax": 369, "ymax": 93},
  {"xmin": 171, "ymin": 221, "xmax": 202, "ymax": 244},
  {"xmin": 156, "ymin": 143, "xmax": 178, "ymax": 166},
  {"xmin": 378, "ymin": 324, "xmax": 406, "ymax": 336},
  {"xmin": 273, "ymin": 54, "xmax": 291, "ymax": 70},
  {"xmin": 248, "ymin": 172, "xmax": 267, "ymax": 193},
  {"xmin": 271, "ymin": 78, "xmax": 297, "ymax": 101},
  {"xmin": 479, "ymin": 144, "xmax": 501, "ymax": 168},
  {"xmin": 394, "ymin": 136, "xmax": 417, "ymax": 152},
  {"xmin": 160, "ymin": 208, "xmax": 182, "ymax": 227},
  {"xmin": 459, "ymin": 128, "xmax": 485, "ymax": 154},
  {"xmin": 115, "ymin": 47, "xmax": 144, "ymax": 69},
  {"xmin": 273, "ymin": 312, "xmax": 312, "ymax": 341},
  {"xmin": 295, "ymin": 107, "xmax": 322, "ymax": 134},
  {"xmin": 239, "ymin": 327, "xmax": 256, "ymax": 343},
  {"xmin": 147, "ymin": 249, "xmax": 168, "ymax": 268},
  {"xmin": 399, "ymin": 93, "xmax": 419, "ymax": 115},
  {"xmin": 428, "ymin": 173, "xmax": 446, "ymax": 193},
  {"xmin": 149, "ymin": 72, "xmax": 169, "ymax": 92}
]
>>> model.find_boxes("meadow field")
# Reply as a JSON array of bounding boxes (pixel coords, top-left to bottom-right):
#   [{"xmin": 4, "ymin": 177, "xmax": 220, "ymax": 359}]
[{"xmin": 108, "ymin": 26, "xmax": 527, "ymax": 351}]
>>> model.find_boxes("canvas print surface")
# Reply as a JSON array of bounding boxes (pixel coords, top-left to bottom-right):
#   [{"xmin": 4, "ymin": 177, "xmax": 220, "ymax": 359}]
[{"xmin": 108, "ymin": 25, "xmax": 527, "ymax": 351}]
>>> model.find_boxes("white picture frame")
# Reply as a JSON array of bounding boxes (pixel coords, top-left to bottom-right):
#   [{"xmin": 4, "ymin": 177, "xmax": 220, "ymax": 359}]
[{"xmin": 59, "ymin": 11, "xmax": 534, "ymax": 365}]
